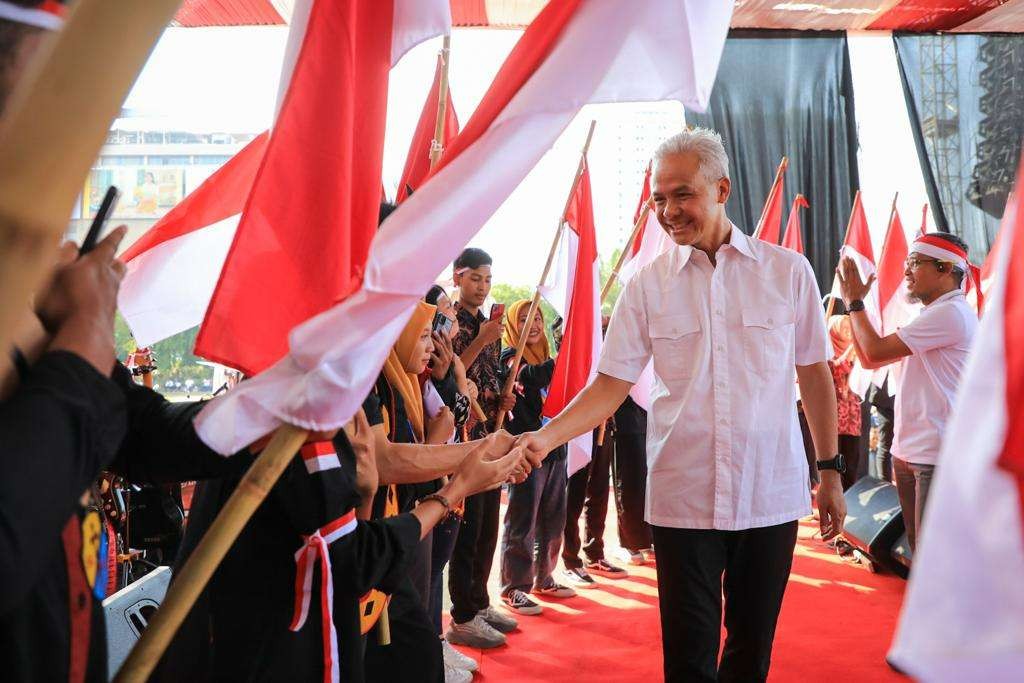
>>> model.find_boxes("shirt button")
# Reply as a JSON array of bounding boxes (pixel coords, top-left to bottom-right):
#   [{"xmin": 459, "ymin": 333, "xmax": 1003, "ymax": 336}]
[
  {"xmin": 767, "ymin": 318, "xmax": 774, "ymax": 325},
  {"xmin": 716, "ymin": 345, "xmax": 724, "ymax": 352}
]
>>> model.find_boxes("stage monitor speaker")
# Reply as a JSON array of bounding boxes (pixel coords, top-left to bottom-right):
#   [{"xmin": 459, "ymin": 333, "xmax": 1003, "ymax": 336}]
[
  {"xmin": 842, "ymin": 476, "xmax": 905, "ymax": 574},
  {"xmin": 890, "ymin": 532, "xmax": 912, "ymax": 578},
  {"xmin": 103, "ymin": 565, "xmax": 172, "ymax": 679}
]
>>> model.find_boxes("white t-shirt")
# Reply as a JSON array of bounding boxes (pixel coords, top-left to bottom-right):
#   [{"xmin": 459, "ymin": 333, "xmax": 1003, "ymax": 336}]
[{"xmin": 893, "ymin": 290, "xmax": 977, "ymax": 465}]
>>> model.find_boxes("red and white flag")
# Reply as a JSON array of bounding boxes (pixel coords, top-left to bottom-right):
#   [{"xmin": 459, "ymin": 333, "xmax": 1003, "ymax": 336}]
[
  {"xmin": 193, "ymin": 0, "xmax": 733, "ymax": 454},
  {"xmin": 616, "ymin": 160, "xmax": 672, "ymax": 412},
  {"xmin": 832, "ymin": 191, "xmax": 879, "ymax": 397},
  {"xmin": 888, "ymin": 155, "xmax": 1024, "ymax": 682},
  {"xmin": 118, "ymin": 132, "xmax": 268, "ymax": 346},
  {"xmin": 542, "ymin": 164, "xmax": 602, "ymax": 475},
  {"xmin": 969, "ymin": 193, "xmax": 1014, "ymax": 313},
  {"xmin": 752, "ymin": 162, "xmax": 786, "ymax": 244},
  {"xmin": 780, "ymin": 193, "xmax": 808, "ymax": 254},
  {"xmin": 116, "ymin": 0, "xmax": 450, "ymax": 363},
  {"xmin": 396, "ymin": 49, "xmax": 459, "ymax": 202},
  {"xmin": 875, "ymin": 205, "xmax": 919, "ymax": 393}
]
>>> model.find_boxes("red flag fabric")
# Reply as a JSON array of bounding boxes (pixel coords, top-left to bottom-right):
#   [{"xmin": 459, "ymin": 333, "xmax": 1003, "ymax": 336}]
[
  {"xmin": 1000, "ymin": 164, "xmax": 1024, "ymax": 513},
  {"xmin": 194, "ymin": 2, "xmax": 395, "ymax": 375},
  {"xmin": 543, "ymin": 164, "xmax": 601, "ymax": 473},
  {"xmin": 918, "ymin": 203, "xmax": 929, "ymax": 237},
  {"xmin": 877, "ymin": 207, "xmax": 908, "ymax": 313},
  {"xmin": 780, "ymin": 193, "xmax": 808, "ymax": 253},
  {"xmin": 396, "ymin": 52, "xmax": 460, "ymax": 202},
  {"xmin": 118, "ymin": 132, "xmax": 269, "ymax": 346},
  {"xmin": 752, "ymin": 164, "xmax": 786, "ymax": 243}
]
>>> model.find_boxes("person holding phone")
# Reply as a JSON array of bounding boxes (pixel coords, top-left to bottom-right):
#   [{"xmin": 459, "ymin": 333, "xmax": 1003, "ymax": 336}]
[{"xmin": 446, "ymin": 248, "xmax": 519, "ymax": 650}]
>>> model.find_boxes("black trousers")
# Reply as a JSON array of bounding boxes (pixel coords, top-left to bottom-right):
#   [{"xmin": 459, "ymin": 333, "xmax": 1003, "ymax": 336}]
[
  {"xmin": 652, "ymin": 521, "xmax": 799, "ymax": 683},
  {"xmin": 562, "ymin": 432, "xmax": 613, "ymax": 568},
  {"xmin": 614, "ymin": 430, "xmax": 652, "ymax": 552},
  {"xmin": 448, "ymin": 487, "xmax": 500, "ymax": 623}
]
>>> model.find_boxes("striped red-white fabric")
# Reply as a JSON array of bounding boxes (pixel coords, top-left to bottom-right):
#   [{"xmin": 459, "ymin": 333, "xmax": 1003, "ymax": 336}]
[
  {"xmin": 541, "ymin": 164, "xmax": 601, "ymax": 475},
  {"xmin": 832, "ymin": 192, "xmax": 880, "ymax": 397},
  {"xmin": 288, "ymin": 509, "xmax": 359, "ymax": 683},
  {"xmin": 116, "ymin": 0, "xmax": 449, "ymax": 352},
  {"xmin": 780, "ymin": 194, "xmax": 808, "ymax": 254},
  {"xmin": 0, "ymin": 0, "xmax": 66, "ymax": 30},
  {"xmin": 195, "ymin": 0, "xmax": 733, "ymax": 454},
  {"xmin": 888, "ymin": 153, "xmax": 1024, "ymax": 682},
  {"xmin": 875, "ymin": 206, "xmax": 919, "ymax": 393},
  {"xmin": 613, "ymin": 161, "xmax": 672, "ymax": 412},
  {"xmin": 300, "ymin": 441, "xmax": 341, "ymax": 474}
]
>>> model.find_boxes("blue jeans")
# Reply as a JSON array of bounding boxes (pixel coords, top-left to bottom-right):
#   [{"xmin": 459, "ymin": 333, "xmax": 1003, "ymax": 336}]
[
  {"xmin": 428, "ymin": 514, "xmax": 460, "ymax": 634},
  {"xmin": 499, "ymin": 448, "xmax": 568, "ymax": 594}
]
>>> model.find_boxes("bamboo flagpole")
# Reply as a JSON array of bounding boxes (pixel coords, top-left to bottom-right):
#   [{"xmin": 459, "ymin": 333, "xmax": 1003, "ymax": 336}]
[
  {"xmin": 494, "ymin": 120, "xmax": 597, "ymax": 432},
  {"xmin": 428, "ymin": 35, "xmax": 452, "ymax": 168},
  {"xmin": 595, "ymin": 198, "xmax": 654, "ymax": 446},
  {"xmin": 0, "ymin": 0, "xmax": 182, "ymax": 372},
  {"xmin": 751, "ymin": 156, "xmax": 788, "ymax": 240},
  {"xmin": 599, "ymin": 198, "xmax": 653, "ymax": 303},
  {"xmin": 115, "ymin": 424, "xmax": 310, "ymax": 682}
]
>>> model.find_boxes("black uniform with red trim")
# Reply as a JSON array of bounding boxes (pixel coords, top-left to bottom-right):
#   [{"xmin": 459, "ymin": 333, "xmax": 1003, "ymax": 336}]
[{"xmin": 162, "ymin": 404, "xmax": 424, "ymax": 683}]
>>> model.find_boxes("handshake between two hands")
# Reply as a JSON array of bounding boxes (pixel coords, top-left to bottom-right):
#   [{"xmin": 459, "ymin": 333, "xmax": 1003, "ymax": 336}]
[{"xmin": 437, "ymin": 428, "xmax": 555, "ymax": 502}]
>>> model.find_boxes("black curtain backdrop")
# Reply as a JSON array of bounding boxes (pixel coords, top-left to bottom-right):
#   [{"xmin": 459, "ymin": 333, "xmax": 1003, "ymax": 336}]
[
  {"xmin": 895, "ymin": 33, "xmax": 1024, "ymax": 262},
  {"xmin": 688, "ymin": 30, "xmax": 859, "ymax": 294}
]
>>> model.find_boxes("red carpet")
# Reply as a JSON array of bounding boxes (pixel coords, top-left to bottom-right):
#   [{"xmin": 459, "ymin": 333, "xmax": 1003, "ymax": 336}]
[{"xmin": 448, "ymin": 512, "xmax": 909, "ymax": 682}]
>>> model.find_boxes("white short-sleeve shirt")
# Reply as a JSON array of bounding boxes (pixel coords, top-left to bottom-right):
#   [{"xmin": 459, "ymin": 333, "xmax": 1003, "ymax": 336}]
[
  {"xmin": 598, "ymin": 225, "xmax": 830, "ymax": 530},
  {"xmin": 893, "ymin": 289, "xmax": 977, "ymax": 466}
]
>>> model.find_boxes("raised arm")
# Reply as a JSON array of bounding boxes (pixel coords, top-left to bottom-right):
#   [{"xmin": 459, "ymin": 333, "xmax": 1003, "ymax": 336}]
[{"xmin": 838, "ymin": 257, "xmax": 911, "ymax": 368}]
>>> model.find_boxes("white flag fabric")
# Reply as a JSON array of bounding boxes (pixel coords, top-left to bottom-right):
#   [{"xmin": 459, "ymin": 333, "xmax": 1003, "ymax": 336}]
[
  {"xmin": 887, "ymin": 190, "xmax": 1024, "ymax": 681},
  {"xmin": 117, "ymin": 0, "xmax": 449, "ymax": 348},
  {"xmin": 194, "ymin": 0, "xmax": 733, "ymax": 454}
]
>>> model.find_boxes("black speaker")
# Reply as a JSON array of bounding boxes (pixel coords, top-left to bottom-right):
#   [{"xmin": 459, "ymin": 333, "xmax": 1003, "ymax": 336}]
[
  {"xmin": 842, "ymin": 476, "xmax": 905, "ymax": 574},
  {"xmin": 890, "ymin": 532, "xmax": 913, "ymax": 578}
]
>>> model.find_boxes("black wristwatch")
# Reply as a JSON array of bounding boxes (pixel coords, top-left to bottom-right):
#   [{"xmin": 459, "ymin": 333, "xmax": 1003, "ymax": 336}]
[
  {"xmin": 816, "ymin": 454, "xmax": 846, "ymax": 474},
  {"xmin": 848, "ymin": 299, "xmax": 865, "ymax": 313}
]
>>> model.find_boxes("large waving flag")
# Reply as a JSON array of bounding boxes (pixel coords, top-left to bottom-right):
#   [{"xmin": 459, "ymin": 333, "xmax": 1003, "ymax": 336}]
[
  {"xmin": 194, "ymin": 0, "xmax": 733, "ymax": 455},
  {"xmin": 833, "ymin": 191, "xmax": 879, "ymax": 397},
  {"xmin": 396, "ymin": 49, "xmax": 459, "ymax": 202},
  {"xmin": 542, "ymin": 164, "xmax": 602, "ymax": 475},
  {"xmin": 780, "ymin": 193, "xmax": 808, "ymax": 253},
  {"xmin": 615, "ymin": 160, "xmax": 672, "ymax": 412},
  {"xmin": 888, "ymin": 155, "xmax": 1024, "ymax": 682},
  {"xmin": 118, "ymin": 132, "xmax": 268, "ymax": 346}
]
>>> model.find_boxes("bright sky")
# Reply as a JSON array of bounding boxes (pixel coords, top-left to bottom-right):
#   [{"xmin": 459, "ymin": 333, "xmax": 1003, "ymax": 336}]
[{"xmin": 124, "ymin": 27, "xmax": 685, "ymax": 286}]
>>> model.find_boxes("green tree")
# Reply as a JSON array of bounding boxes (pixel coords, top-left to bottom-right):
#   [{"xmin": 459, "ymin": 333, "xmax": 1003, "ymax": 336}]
[
  {"xmin": 115, "ymin": 315, "xmax": 212, "ymax": 390},
  {"xmin": 489, "ymin": 283, "xmax": 559, "ymax": 349},
  {"xmin": 599, "ymin": 247, "xmax": 624, "ymax": 316}
]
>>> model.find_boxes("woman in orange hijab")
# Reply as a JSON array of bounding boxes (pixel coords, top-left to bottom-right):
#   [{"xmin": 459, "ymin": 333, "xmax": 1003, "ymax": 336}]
[
  {"xmin": 497, "ymin": 299, "xmax": 575, "ymax": 616},
  {"xmin": 381, "ymin": 301, "xmax": 439, "ymax": 443}
]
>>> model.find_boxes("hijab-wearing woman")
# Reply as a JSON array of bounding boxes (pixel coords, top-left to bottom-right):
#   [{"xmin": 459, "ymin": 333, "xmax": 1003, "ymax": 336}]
[
  {"xmin": 497, "ymin": 300, "xmax": 575, "ymax": 617},
  {"xmin": 828, "ymin": 314, "xmax": 862, "ymax": 490}
]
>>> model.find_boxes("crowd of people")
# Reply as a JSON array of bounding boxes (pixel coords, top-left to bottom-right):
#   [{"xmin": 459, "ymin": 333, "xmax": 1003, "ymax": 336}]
[{"xmin": 0, "ymin": 3, "xmax": 986, "ymax": 683}]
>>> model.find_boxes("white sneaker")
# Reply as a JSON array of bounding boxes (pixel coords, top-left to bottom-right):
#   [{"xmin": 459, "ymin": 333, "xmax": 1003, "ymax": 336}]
[
  {"xmin": 614, "ymin": 547, "xmax": 646, "ymax": 566},
  {"xmin": 561, "ymin": 567, "xmax": 598, "ymax": 589},
  {"xmin": 442, "ymin": 639, "xmax": 478, "ymax": 672},
  {"xmin": 478, "ymin": 605, "xmax": 518, "ymax": 633},
  {"xmin": 445, "ymin": 663, "xmax": 473, "ymax": 683},
  {"xmin": 446, "ymin": 615, "xmax": 506, "ymax": 649},
  {"xmin": 532, "ymin": 579, "xmax": 577, "ymax": 599}
]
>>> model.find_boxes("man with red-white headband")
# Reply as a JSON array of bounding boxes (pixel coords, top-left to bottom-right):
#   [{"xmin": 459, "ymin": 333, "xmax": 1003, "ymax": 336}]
[{"xmin": 838, "ymin": 231, "xmax": 978, "ymax": 553}]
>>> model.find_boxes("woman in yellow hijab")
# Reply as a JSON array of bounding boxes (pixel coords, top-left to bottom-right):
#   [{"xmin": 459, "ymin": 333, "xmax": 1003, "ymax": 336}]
[
  {"xmin": 497, "ymin": 299, "xmax": 574, "ymax": 615},
  {"xmin": 382, "ymin": 301, "xmax": 437, "ymax": 443}
]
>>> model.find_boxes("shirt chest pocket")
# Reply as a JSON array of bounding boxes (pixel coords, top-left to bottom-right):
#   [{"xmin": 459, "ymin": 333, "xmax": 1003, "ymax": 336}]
[
  {"xmin": 648, "ymin": 314, "xmax": 702, "ymax": 381},
  {"xmin": 741, "ymin": 306, "xmax": 794, "ymax": 379}
]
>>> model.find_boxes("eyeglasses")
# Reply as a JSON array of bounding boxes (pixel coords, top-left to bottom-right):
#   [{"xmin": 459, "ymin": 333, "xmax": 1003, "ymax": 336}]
[{"xmin": 904, "ymin": 257, "xmax": 944, "ymax": 270}]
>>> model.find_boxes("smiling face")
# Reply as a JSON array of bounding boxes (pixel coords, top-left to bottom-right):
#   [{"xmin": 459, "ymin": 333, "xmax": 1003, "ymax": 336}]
[
  {"xmin": 904, "ymin": 252, "xmax": 955, "ymax": 304},
  {"xmin": 651, "ymin": 151, "xmax": 730, "ymax": 248},
  {"xmin": 516, "ymin": 307, "xmax": 544, "ymax": 345},
  {"xmin": 404, "ymin": 320, "xmax": 434, "ymax": 374}
]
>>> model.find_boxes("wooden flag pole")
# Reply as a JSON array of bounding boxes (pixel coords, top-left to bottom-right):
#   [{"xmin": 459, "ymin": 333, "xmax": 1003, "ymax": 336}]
[
  {"xmin": 428, "ymin": 35, "xmax": 452, "ymax": 168},
  {"xmin": 114, "ymin": 424, "xmax": 310, "ymax": 682},
  {"xmin": 752, "ymin": 156, "xmax": 788, "ymax": 240},
  {"xmin": 494, "ymin": 120, "xmax": 597, "ymax": 432},
  {"xmin": 0, "ymin": 0, "xmax": 182, "ymax": 367},
  {"xmin": 827, "ymin": 189, "xmax": 867, "ymax": 321},
  {"xmin": 599, "ymin": 199, "xmax": 653, "ymax": 304}
]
